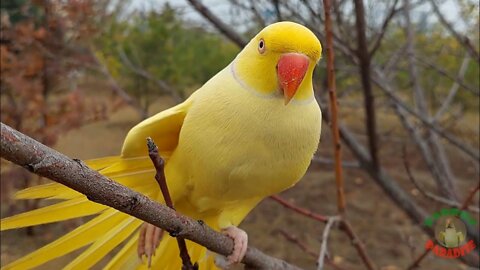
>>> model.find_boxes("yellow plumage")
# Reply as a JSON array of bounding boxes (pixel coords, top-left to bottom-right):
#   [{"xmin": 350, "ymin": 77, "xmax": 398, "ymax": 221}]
[{"xmin": 1, "ymin": 21, "xmax": 322, "ymax": 269}]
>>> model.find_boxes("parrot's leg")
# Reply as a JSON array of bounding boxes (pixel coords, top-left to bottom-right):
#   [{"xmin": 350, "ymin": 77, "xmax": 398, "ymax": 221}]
[
  {"xmin": 137, "ymin": 222, "xmax": 164, "ymax": 267},
  {"xmin": 222, "ymin": 226, "xmax": 248, "ymax": 264}
]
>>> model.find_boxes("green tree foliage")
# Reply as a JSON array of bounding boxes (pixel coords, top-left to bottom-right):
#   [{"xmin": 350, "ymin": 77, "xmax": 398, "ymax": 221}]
[{"xmin": 95, "ymin": 4, "xmax": 239, "ymax": 109}]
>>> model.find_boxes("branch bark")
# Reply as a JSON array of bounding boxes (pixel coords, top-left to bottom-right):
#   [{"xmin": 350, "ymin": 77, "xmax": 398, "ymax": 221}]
[
  {"xmin": 428, "ymin": 0, "xmax": 480, "ymax": 62},
  {"xmin": 354, "ymin": 0, "xmax": 380, "ymax": 171},
  {"xmin": 324, "ymin": 0, "xmax": 347, "ymax": 214},
  {"xmin": 0, "ymin": 122, "xmax": 302, "ymax": 270},
  {"xmin": 186, "ymin": 0, "xmax": 247, "ymax": 47},
  {"xmin": 89, "ymin": 47, "xmax": 148, "ymax": 119}
]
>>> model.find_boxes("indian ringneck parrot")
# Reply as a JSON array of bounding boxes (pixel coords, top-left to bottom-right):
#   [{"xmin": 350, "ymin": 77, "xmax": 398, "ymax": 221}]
[
  {"xmin": 1, "ymin": 21, "xmax": 322, "ymax": 269},
  {"xmin": 439, "ymin": 219, "xmax": 465, "ymax": 248}
]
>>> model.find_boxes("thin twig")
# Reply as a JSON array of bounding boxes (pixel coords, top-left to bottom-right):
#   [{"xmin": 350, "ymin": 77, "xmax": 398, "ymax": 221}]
[
  {"xmin": 317, "ymin": 216, "xmax": 340, "ymax": 270},
  {"xmin": 277, "ymin": 229, "xmax": 347, "ymax": 270},
  {"xmin": 339, "ymin": 220, "xmax": 376, "ymax": 270},
  {"xmin": 312, "ymin": 156, "xmax": 360, "ymax": 168},
  {"xmin": 277, "ymin": 229, "xmax": 317, "ymax": 258},
  {"xmin": 372, "ymin": 69, "xmax": 480, "ymax": 161},
  {"xmin": 186, "ymin": 0, "xmax": 247, "ymax": 47},
  {"xmin": 270, "ymin": 195, "xmax": 329, "ymax": 223},
  {"xmin": 407, "ymin": 184, "xmax": 480, "ymax": 269},
  {"xmin": 147, "ymin": 138, "xmax": 197, "ymax": 270},
  {"xmin": 428, "ymin": 0, "xmax": 480, "ymax": 62},
  {"xmin": 270, "ymin": 196, "xmax": 376, "ymax": 270},
  {"xmin": 414, "ymin": 55, "xmax": 478, "ymax": 96},
  {"xmin": 402, "ymin": 144, "xmax": 479, "ymax": 213},
  {"xmin": 369, "ymin": 0, "xmax": 400, "ymax": 57},
  {"xmin": 323, "ymin": 0, "xmax": 347, "ymax": 214}
]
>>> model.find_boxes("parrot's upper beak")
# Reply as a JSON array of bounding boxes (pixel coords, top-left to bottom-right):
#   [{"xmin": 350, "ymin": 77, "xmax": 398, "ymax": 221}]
[{"xmin": 277, "ymin": 53, "xmax": 309, "ymax": 105}]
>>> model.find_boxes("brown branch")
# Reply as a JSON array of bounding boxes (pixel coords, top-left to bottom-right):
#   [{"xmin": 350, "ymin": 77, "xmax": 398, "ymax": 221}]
[
  {"xmin": 276, "ymin": 229, "xmax": 347, "ymax": 270},
  {"xmin": 117, "ymin": 47, "xmax": 184, "ymax": 103},
  {"xmin": 324, "ymin": 0, "xmax": 347, "ymax": 215},
  {"xmin": 402, "ymin": 144, "xmax": 479, "ymax": 213},
  {"xmin": 369, "ymin": 0, "xmax": 400, "ymax": 57},
  {"xmin": 353, "ymin": 0, "xmax": 380, "ymax": 171},
  {"xmin": 147, "ymin": 138, "xmax": 197, "ymax": 270},
  {"xmin": 371, "ymin": 69, "xmax": 480, "ymax": 161},
  {"xmin": 186, "ymin": 0, "xmax": 247, "ymax": 47},
  {"xmin": 338, "ymin": 220, "xmax": 376, "ymax": 270},
  {"xmin": 270, "ymin": 195, "xmax": 329, "ymax": 223},
  {"xmin": 407, "ymin": 183, "xmax": 480, "ymax": 269},
  {"xmin": 89, "ymin": 47, "xmax": 148, "ymax": 119},
  {"xmin": 312, "ymin": 156, "xmax": 360, "ymax": 169},
  {"xmin": 270, "ymin": 196, "xmax": 376, "ymax": 270},
  {"xmin": 0, "ymin": 122, "xmax": 303, "ymax": 270},
  {"xmin": 428, "ymin": 0, "xmax": 480, "ymax": 62},
  {"xmin": 277, "ymin": 229, "xmax": 317, "ymax": 258},
  {"xmin": 414, "ymin": 55, "xmax": 479, "ymax": 96}
]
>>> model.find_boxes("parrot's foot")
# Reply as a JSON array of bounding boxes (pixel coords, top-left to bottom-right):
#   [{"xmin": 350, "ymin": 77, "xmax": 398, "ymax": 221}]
[
  {"xmin": 221, "ymin": 226, "xmax": 248, "ymax": 265},
  {"xmin": 137, "ymin": 222, "xmax": 164, "ymax": 267}
]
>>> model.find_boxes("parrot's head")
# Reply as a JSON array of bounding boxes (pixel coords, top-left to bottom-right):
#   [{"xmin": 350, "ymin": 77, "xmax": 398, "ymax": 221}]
[
  {"xmin": 233, "ymin": 21, "xmax": 322, "ymax": 105},
  {"xmin": 445, "ymin": 219, "xmax": 456, "ymax": 230}
]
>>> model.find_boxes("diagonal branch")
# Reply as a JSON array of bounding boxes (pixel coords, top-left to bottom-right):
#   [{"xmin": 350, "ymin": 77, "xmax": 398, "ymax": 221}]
[
  {"xmin": 402, "ymin": 144, "xmax": 479, "ymax": 213},
  {"xmin": 117, "ymin": 47, "xmax": 184, "ymax": 103},
  {"xmin": 88, "ymin": 47, "xmax": 148, "ymax": 119},
  {"xmin": 369, "ymin": 0, "xmax": 400, "ymax": 57},
  {"xmin": 414, "ymin": 55, "xmax": 479, "ymax": 96},
  {"xmin": 428, "ymin": 0, "xmax": 480, "ymax": 62},
  {"xmin": 186, "ymin": 0, "xmax": 247, "ymax": 47},
  {"xmin": 0, "ymin": 122, "xmax": 303, "ymax": 270}
]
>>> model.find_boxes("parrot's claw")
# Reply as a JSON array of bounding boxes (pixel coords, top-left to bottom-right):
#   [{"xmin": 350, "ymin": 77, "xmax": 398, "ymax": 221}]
[
  {"xmin": 137, "ymin": 222, "xmax": 163, "ymax": 267},
  {"xmin": 221, "ymin": 226, "xmax": 248, "ymax": 266}
]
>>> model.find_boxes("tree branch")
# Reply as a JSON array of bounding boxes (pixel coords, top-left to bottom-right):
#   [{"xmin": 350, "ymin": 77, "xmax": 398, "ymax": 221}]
[
  {"xmin": 402, "ymin": 144, "xmax": 479, "ymax": 213},
  {"xmin": 0, "ymin": 122, "xmax": 303, "ymax": 270},
  {"xmin": 369, "ymin": 0, "xmax": 400, "ymax": 57},
  {"xmin": 354, "ymin": 0, "xmax": 380, "ymax": 171},
  {"xmin": 428, "ymin": 0, "xmax": 480, "ymax": 62},
  {"xmin": 186, "ymin": 0, "xmax": 247, "ymax": 47},
  {"xmin": 89, "ymin": 47, "xmax": 148, "ymax": 119},
  {"xmin": 324, "ymin": 0, "xmax": 347, "ymax": 214},
  {"xmin": 117, "ymin": 47, "xmax": 184, "ymax": 104}
]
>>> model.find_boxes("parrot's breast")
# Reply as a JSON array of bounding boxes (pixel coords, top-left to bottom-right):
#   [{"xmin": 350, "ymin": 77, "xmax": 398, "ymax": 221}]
[{"xmin": 165, "ymin": 66, "xmax": 321, "ymax": 213}]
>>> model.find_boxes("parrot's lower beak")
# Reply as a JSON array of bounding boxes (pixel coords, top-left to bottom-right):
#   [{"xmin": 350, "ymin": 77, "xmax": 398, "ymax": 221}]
[{"xmin": 277, "ymin": 53, "xmax": 310, "ymax": 105}]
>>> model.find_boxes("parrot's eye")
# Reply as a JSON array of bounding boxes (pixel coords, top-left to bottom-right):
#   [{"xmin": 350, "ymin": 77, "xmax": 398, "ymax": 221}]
[{"xmin": 258, "ymin": 39, "xmax": 265, "ymax": 54}]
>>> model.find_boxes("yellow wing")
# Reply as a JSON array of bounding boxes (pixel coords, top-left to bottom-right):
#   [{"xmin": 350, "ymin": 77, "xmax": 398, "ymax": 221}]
[
  {"xmin": 121, "ymin": 98, "xmax": 193, "ymax": 158},
  {"xmin": 0, "ymin": 98, "xmax": 204, "ymax": 269}
]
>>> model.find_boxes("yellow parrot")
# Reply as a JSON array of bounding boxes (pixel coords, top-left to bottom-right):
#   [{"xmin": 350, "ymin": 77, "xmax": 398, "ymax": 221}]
[
  {"xmin": 1, "ymin": 21, "xmax": 322, "ymax": 269},
  {"xmin": 438, "ymin": 219, "xmax": 465, "ymax": 248}
]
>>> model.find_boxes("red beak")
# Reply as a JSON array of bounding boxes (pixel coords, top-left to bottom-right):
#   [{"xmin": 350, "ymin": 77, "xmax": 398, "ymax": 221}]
[{"xmin": 277, "ymin": 53, "xmax": 309, "ymax": 105}]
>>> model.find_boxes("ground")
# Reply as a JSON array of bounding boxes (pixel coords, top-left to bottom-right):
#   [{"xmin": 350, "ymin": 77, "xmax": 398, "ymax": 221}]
[{"xmin": 1, "ymin": 93, "xmax": 478, "ymax": 270}]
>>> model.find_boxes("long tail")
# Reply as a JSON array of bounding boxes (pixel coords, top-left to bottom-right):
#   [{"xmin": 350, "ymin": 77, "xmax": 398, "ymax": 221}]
[{"xmin": 1, "ymin": 156, "xmax": 217, "ymax": 269}]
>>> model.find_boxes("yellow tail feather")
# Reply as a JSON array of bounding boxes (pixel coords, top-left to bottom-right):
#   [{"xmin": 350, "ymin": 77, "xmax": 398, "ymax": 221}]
[
  {"xmin": 64, "ymin": 216, "xmax": 142, "ymax": 270},
  {"xmin": 15, "ymin": 182, "xmax": 80, "ymax": 200},
  {"xmin": 1, "ymin": 209, "xmax": 123, "ymax": 270},
  {"xmin": 0, "ymin": 197, "xmax": 107, "ymax": 230}
]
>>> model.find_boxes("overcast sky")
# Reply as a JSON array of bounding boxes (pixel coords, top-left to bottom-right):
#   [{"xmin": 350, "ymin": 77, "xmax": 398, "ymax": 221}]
[{"xmin": 127, "ymin": 0, "xmax": 473, "ymax": 33}]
